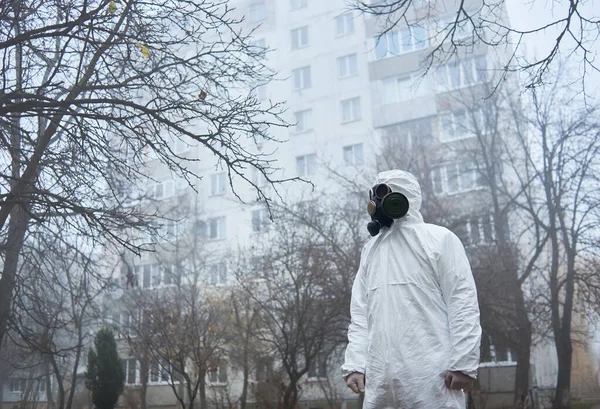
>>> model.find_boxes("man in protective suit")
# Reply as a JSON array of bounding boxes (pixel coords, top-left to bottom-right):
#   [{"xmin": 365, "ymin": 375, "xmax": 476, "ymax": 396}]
[{"xmin": 342, "ymin": 170, "xmax": 481, "ymax": 409}]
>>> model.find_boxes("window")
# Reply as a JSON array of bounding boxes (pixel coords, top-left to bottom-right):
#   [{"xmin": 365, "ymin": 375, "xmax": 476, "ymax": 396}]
[
  {"xmin": 9, "ymin": 378, "xmax": 26, "ymax": 393},
  {"xmin": 294, "ymin": 109, "xmax": 313, "ymax": 132},
  {"xmin": 142, "ymin": 265, "xmax": 151, "ymax": 289},
  {"xmin": 440, "ymin": 110, "xmax": 469, "ymax": 142},
  {"xmin": 250, "ymin": 38, "xmax": 266, "ymax": 50},
  {"xmin": 121, "ymin": 358, "xmax": 139, "ymax": 385},
  {"xmin": 162, "ymin": 265, "xmax": 181, "ymax": 286},
  {"xmin": 308, "ymin": 356, "xmax": 327, "ymax": 379},
  {"xmin": 209, "ymin": 359, "xmax": 228, "ymax": 384},
  {"xmin": 292, "ymin": 66, "xmax": 311, "ymax": 90},
  {"xmin": 132, "ymin": 264, "xmax": 164, "ymax": 289},
  {"xmin": 255, "ymin": 358, "xmax": 272, "ymax": 382},
  {"xmin": 209, "ymin": 216, "xmax": 226, "ymax": 240},
  {"xmin": 337, "ymin": 54, "xmax": 358, "ymax": 78},
  {"xmin": 437, "ymin": 18, "xmax": 474, "ymax": 42},
  {"xmin": 150, "ymin": 360, "xmax": 160, "ymax": 383},
  {"xmin": 343, "ymin": 144, "xmax": 364, "ymax": 166},
  {"xmin": 340, "ymin": 97, "xmax": 361, "ymax": 123},
  {"xmin": 290, "ymin": 0, "xmax": 307, "ymax": 10},
  {"xmin": 252, "ymin": 208, "xmax": 269, "ymax": 232},
  {"xmin": 440, "ymin": 108, "xmax": 489, "ymax": 141},
  {"xmin": 430, "ymin": 162, "xmax": 485, "ymax": 195},
  {"xmin": 296, "ymin": 154, "xmax": 316, "ymax": 177},
  {"xmin": 436, "ymin": 56, "xmax": 487, "ymax": 90},
  {"xmin": 210, "ymin": 262, "xmax": 227, "ymax": 285},
  {"xmin": 248, "ymin": 2, "xmax": 266, "ymax": 22},
  {"xmin": 375, "ymin": 32, "xmax": 398, "ymax": 60},
  {"xmin": 148, "ymin": 180, "xmax": 175, "ymax": 200},
  {"xmin": 252, "ymin": 168, "xmax": 268, "ymax": 187},
  {"xmin": 401, "ymin": 25, "xmax": 427, "ymax": 53},
  {"xmin": 335, "ymin": 13, "xmax": 354, "ymax": 36},
  {"xmin": 291, "ymin": 26, "xmax": 309, "ymax": 49},
  {"xmin": 382, "ymin": 118, "xmax": 434, "ymax": 150},
  {"xmin": 453, "ymin": 215, "xmax": 495, "ymax": 246},
  {"xmin": 381, "ymin": 73, "xmax": 429, "ymax": 104},
  {"xmin": 374, "ymin": 25, "xmax": 427, "ymax": 60},
  {"xmin": 173, "ymin": 138, "xmax": 189, "ymax": 154},
  {"xmin": 481, "ymin": 337, "xmax": 516, "ymax": 364},
  {"xmin": 152, "ymin": 264, "xmax": 164, "ymax": 287},
  {"xmin": 211, "ymin": 173, "xmax": 227, "ymax": 196},
  {"xmin": 252, "ymin": 83, "xmax": 267, "ymax": 101}
]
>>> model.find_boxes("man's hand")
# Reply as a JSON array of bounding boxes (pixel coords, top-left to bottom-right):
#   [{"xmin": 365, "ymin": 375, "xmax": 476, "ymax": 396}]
[
  {"xmin": 345, "ymin": 372, "xmax": 365, "ymax": 394},
  {"xmin": 444, "ymin": 371, "xmax": 474, "ymax": 391}
]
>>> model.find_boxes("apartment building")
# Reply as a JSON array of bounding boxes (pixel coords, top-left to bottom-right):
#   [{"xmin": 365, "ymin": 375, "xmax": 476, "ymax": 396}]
[
  {"xmin": 4, "ymin": 2, "xmax": 594, "ymax": 409},
  {"xmin": 107, "ymin": 0, "xmax": 519, "ymax": 409}
]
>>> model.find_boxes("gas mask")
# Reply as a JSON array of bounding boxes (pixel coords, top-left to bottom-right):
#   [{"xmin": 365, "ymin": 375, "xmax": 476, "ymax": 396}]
[{"xmin": 366, "ymin": 183, "xmax": 410, "ymax": 236}]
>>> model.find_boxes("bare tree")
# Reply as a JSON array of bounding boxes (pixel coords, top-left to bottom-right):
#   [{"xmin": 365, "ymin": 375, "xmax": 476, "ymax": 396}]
[
  {"xmin": 233, "ymin": 194, "xmax": 364, "ymax": 409},
  {"xmin": 354, "ymin": 0, "xmax": 600, "ymax": 97},
  {"xmin": 5, "ymin": 225, "xmax": 109, "ymax": 409},
  {"xmin": 0, "ymin": 0, "xmax": 293, "ymax": 352},
  {"xmin": 506, "ymin": 78, "xmax": 600, "ymax": 409},
  {"xmin": 375, "ymin": 80, "xmax": 549, "ymax": 408},
  {"xmin": 123, "ymin": 280, "xmax": 229, "ymax": 409}
]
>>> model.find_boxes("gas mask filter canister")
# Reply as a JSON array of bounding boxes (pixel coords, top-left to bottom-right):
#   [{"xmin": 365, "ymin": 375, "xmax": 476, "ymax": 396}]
[{"xmin": 366, "ymin": 183, "xmax": 410, "ymax": 236}]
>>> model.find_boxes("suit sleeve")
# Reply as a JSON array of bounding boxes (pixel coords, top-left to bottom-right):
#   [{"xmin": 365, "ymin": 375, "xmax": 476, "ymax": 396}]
[
  {"xmin": 438, "ymin": 231, "xmax": 482, "ymax": 378},
  {"xmin": 341, "ymin": 258, "xmax": 368, "ymax": 379}
]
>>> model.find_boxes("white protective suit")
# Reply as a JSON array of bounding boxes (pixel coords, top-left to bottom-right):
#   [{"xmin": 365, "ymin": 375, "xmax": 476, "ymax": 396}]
[{"xmin": 342, "ymin": 170, "xmax": 481, "ymax": 409}]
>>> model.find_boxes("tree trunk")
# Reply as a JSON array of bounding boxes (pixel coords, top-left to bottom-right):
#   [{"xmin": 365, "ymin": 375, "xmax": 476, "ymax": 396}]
[
  {"xmin": 240, "ymin": 343, "xmax": 250, "ymax": 409},
  {"xmin": 553, "ymin": 329, "xmax": 572, "ymax": 409},
  {"xmin": 0, "ymin": 0, "xmax": 25, "ymax": 352},
  {"xmin": 513, "ymin": 284, "xmax": 532, "ymax": 409},
  {"xmin": 282, "ymin": 377, "xmax": 299, "ymax": 409},
  {"xmin": 199, "ymin": 367, "xmax": 207, "ymax": 409},
  {"xmin": 0, "ymin": 205, "xmax": 29, "ymax": 349},
  {"xmin": 552, "ymin": 250, "xmax": 576, "ymax": 409},
  {"xmin": 140, "ymin": 356, "xmax": 149, "ymax": 409},
  {"xmin": 66, "ymin": 308, "xmax": 86, "ymax": 409}
]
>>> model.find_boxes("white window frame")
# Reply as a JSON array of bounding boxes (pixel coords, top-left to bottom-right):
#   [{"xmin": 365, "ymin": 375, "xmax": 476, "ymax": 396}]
[
  {"xmin": 248, "ymin": 2, "xmax": 266, "ymax": 22},
  {"xmin": 250, "ymin": 38, "xmax": 266, "ymax": 50},
  {"xmin": 430, "ymin": 162, "xmax": 485, "ymax": 196},
  {"xmin": 296, "ymin": 154, "xmax": 316, "ymax": 177},
  {"xmin": 208, "ymin": 359, "xmax": 229, "ymax": 385},
  {"xmin": 337, "ymin": 54, "xmax": 358, "ymax": 79},
  {"xmin": 399, "ymin": 24, "xmax": 427, "ymax": 54},
  {"xmin": 440, "ymin": 108, "xmax": 488, "ymax": 142},
  {"xmin": 9, "ymin": 378, "xmax": 26, "ymax": 393},
  {"xmin": 374, "ymin": 25, "xmax": 427, "ymax": 60},
  {"xmin": 173, "ymin": 138, "xmax": 189, "ymax": 154},
  {"xmin": 438, "ymin": 17, "xmax": 474, "ymax": 42},
  {"xmin": 307, "ymin": 356, "xmax": 327, "ymax": 381},
  {"xmin": 340, "ymin": 97, "xmax": 361, "ymax": 123},
  {"xmin": 252, "ymin": 207, "xmax": 269, "ymax": 233},
  {"xmin": 210, "ymin": 173, "xmax": 227, "ymax": 196},
  {"xmin": 149, "ymin": 359, "xmax": 170, "ymax": 385},
  {"xmin": 439, "ymin": 110, "xmax": 470, "ymax": 142},
  {"xmin": 252, "ymin": 83, "xmax": 267, "ymax": 101},
  {"xmin": 335, "ymin": 13, "xmax": 354, "ymax": 37},
  {"xmin": 291, "ymin": 26, "xmax": 309, "ymax": 50},
  {"xmin": 122, "ymin": 358, "xmax": 140, "ymax": 385},
  {"xmin": 343, "ymin": 143, "xmax": 364, "ymax": 166},
  {"xmin": 208, "ymin": 216, "xmax": 227, "ymax": 240},
  {"xmin": 290, "ymin": 0, "xmax": 307, "ymax": 10},
  {"xmin": 436, "ymin": 56, "xmax": 487, "ymax": 91},
  {"xmin": 294, "ymin": 109, "xmax": 313, "ymax": 132},
  {"xmin": 292, "ymin": 66, "xmax": 311, "ymax": 90},
  {"xmin": 210, "ymin": 262, "xmax": 228, "ymax": 286},
  {"xmin": 252, "ymin": 168, "xmax": 268, "ymax": 187}
]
